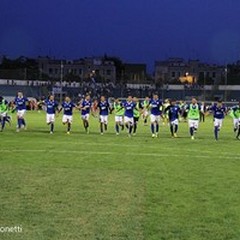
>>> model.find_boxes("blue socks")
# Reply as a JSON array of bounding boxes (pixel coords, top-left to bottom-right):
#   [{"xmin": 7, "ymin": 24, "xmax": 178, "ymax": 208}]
[
  {"xmin": 214, "ymin": 126, "xmax": 219, "ymax": 140},
  {"xmin": 151, "ymin": 124, "xmax": 154, "ymax": 134},
  {"xmin": 115, "ymin": 124, "xmax": 119, "ymax": 133}
]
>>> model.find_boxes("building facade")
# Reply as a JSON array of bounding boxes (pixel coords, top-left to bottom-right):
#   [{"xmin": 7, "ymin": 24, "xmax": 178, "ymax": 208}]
[
  {"xmin": 155, "ymin": 58, "xmax": 224, "ymax": 85},
  {"xmin": 122, "ymin": 63, "xmax": 147, "ymax": 84},
  {"xmin": 38, "ymin": 57, "xmax": 116, "ymax": 83}
]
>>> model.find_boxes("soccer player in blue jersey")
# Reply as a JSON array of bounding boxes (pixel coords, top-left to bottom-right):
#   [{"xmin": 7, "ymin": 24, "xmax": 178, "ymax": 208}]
[
  {"xmin": 149, "ymin": 94, "xmax": 162, "ymax": 138},
  {"xmin": 209, "ymin": 100, "xmax": 227, "ymax": 140},
  {"xmin": 164, "ymin": 99, "xmax": 180, "ymax": 138},
  {"xmin": 14, "ymin": 91, "xmax": 28, "ymax": 132},
  {"xmin": 97, "ymin": 96, "xmax": 111, "ymax": 135},
  {"xmin": 58, "ymin": 96, "xmax": 76, "ymax": 134},
  {"xmin": 43, "ymin": 95, "xmax": 59, "ymax": 134},
  {"xmin": 80, "ymin": 95, "xmax": 92, "ymax": 133},
  {"xmin": 124, "ymin": 95, "xmax": 136, "ymax": 137}
]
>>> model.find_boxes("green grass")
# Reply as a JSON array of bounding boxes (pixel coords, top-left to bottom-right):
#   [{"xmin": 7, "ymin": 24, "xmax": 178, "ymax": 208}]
[{"xmin": 0, "ymin": 111, "xmax": 240, "ymax": 240}]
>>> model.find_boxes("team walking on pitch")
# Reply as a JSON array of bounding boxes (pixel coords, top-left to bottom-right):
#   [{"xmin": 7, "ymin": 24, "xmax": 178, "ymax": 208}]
[{"xmin": 1, "ymin": 91, "xmax": 240, "ymax": 141}]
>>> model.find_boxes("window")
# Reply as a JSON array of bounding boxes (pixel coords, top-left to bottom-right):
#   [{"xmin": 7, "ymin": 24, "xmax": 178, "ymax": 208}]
[
  {"xmin": 79, "ymin": 69, "xmax": 82, "ymax": 75},
  {"xmin": 171, "ymin": 72, "xmax": 175, "ymax": 78},
  {"xmin": 55, "ymin": 69, "xmax": 58, "ymax": 74},
  {"xmin": 49, "ymin": 68, "xmax": 53, "ymax": 74},
  {"xmin": 106, "ymin": 70, "xmax": 111, "ymax": 75},
  {"xmin": 212, "ymin": 72, "xmax": 216, "ymax": 78}
]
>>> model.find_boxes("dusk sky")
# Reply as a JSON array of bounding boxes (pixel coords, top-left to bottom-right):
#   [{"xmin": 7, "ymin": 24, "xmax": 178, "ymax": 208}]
[{"xmin": 1, "ymin": 0, "xmax": 240, "ymax": 71}]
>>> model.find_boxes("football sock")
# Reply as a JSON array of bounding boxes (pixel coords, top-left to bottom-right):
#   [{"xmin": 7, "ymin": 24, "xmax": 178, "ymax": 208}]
[
  {"xmin": 115, "ymin": 124, "xmax": 119, "ymax": 133},
  {"xmin": 175, "ymin": 125, "xmax": 178, "ymax": 133},
  {"xmin": 67, "ymin": 123, "xmax": 71, "ymax": 132},
  {"xmin": 214, "ymin": 126, "xmax": 218, "ymax": 140},
  {"xmin": 133, "ymin": 123, "xmax": 137, "ymax": 133},
  {"xmin": 237, "ymin": 127, "xmax": 240, "ymax": 138},
  {"xmin": 190, "ymin": 127, "xmax": 194, "ymax": 136},
  {"xmin": 129, "ymin": 125, "xmax": 133, "ymax": 134},
  {"xmin": 17, "ymin": 118, "xmax": 22, "ymax": 128},
  {"xmin": 1, "ymin": 117, "xmax": 6, "ymax": 130},
  {"xmin": 151, "ymin": 123, "xmax": 154, "ymax": 134},
  {"xmin": 50, "ymin": 123, "xmax": 54, "ymax": 132}
]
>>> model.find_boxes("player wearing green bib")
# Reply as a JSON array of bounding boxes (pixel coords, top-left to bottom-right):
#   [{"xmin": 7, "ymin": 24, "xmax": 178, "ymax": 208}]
[
  {"xmin": 113, "ymin": 98, "xmax": 125, "ymax": 135},
  {"xmin": 133, "ymin": 97, "xmax": 143, "ymax": 135},
  {"xmin": 143, "ymin": 97, "xmax": 150, "ymax": 125},
  {"xmin": 0, "ymin": 96, "xmax": 11, "ymax": 131},
  {"xmin": 162, "ymin": 99, "xmax": 170, "ymax": 125},
  {"xmin": 187, "ymin": 98, "xmax": 201, "ymax": 140},
  {"xmin": 230, "ymin": 102, "xmax": 240, "ymax": 139}
]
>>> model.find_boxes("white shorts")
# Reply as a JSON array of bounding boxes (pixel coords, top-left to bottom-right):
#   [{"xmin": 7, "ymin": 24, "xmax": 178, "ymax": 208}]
[
  {"xmin": 214, "ymin": 118, "xmax": 223, "ymax": 128},
  {"xmin": 100, "ymin": 115, "xmax": 108, "ymax": 124},
  {"xmin": 0, "ymin": 112, "xmax": 7, "ymax": 117},
  {"xmin": 81, "ymin": 114, "xmax": 89, "ymax": 121},
  {"xmin": 62, "ymin": 115, "xmax": 73, "ymax": 123},
  {"xmin": 150, "ymin": 114, "xmax": 160, "ymax": 123},
  {"xmin": 188, "ymin": 119, "xmax": 199, "ymax": 129},
  {"xmin": 233, "ymin": 118, "xmax": 240, "ymax": 127},
  {"xmin": 124, "ymin": 116, "xmax": 134, "ymax": 125},
  {"xmin": 115, "ymin": 115, "xmax": 123, "ymax": 123},
  {"xmin": 46, "ymin": 114, "xmax": 55, "ymax": 123},
  {"xmin": 170, "ymin": 119, "xmax": 179, "ymax": 125},
  {"xmin": 17, "ymin": 110, "xmax": 26, "ymax": 118}
]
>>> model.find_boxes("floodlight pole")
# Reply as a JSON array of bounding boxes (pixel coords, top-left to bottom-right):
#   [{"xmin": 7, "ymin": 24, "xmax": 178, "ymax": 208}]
[
  {"xmin": 224, "ymin": 67, "xmax": 228, "ymax": 102},
  {"xmin": 203, "ymin": 71, "xmax": 206, "ymax": 101},
  {"xmin": 60, "ymin": 60, "xmax": 64, "ymax": 103}
]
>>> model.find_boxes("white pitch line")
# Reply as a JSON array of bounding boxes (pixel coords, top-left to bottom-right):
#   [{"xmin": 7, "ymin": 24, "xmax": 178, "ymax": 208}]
[
  {"xmin": 1, "ymin": 140, "xmax": 235, "ymax": 156},
  {"xmin": 0, "ymin": 149, "xmax": 239, "ymax": 160}
]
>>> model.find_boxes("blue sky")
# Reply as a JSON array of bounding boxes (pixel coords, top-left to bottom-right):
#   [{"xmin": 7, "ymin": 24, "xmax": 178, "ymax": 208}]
[{"xmin": 1, "ymin": 0, "xmax": 240, "ymax": 71}]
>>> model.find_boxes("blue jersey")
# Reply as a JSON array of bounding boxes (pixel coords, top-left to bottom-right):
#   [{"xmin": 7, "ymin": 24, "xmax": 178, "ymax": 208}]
[
  {"xmin": 124, "ymin": 101, "xmax": 135, "ymax": 118},
  {"xmin": 14, "ymin": 97, "xmax": 28, "ymax": 110},
  {"xmin": 98, "ymin": 101, "xmax": 109, "ymax": 116},
  {"xmin": 167, "ymin": 105, "xmax": 180, "ymax": 121},
  {"xmin": 150, "ymin": 99, "xmax": 162, "ymax": 116},
  {"xmin": 62, "ymin": 101, "xmax": 75, "ymax": 116},
  {"xmin": 210, "ymin": 104, "xmax": 226, "ymax": 119},
  {"xmin": 81, "ymin": 100, "xmax": 91, "ymax": 115},
  {"xmin": 45, "ymin": 100, "xmax": 58, "ymax": 114}
]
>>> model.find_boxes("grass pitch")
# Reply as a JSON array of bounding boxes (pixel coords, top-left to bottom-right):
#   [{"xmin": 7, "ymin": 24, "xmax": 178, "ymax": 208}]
[{"xmin": 0, "ymin": 111, "xmax": 240, "ymax": 240}]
